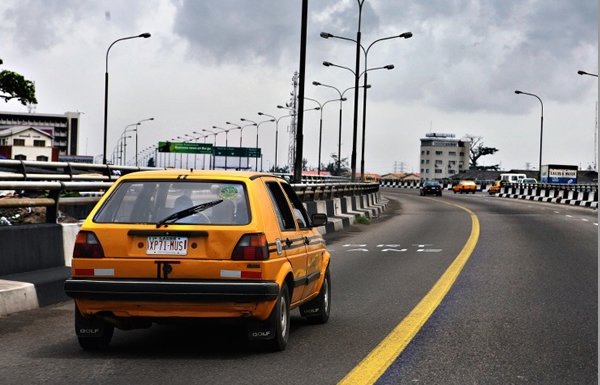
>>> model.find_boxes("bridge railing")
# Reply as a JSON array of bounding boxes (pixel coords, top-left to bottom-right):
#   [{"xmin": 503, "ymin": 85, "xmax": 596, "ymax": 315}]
[{"xmin": 0, "ymin": 160, "xmax": 376, "ymax": 224}]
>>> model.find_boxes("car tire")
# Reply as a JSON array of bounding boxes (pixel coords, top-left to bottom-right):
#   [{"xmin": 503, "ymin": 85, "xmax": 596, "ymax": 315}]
[
  {"xmin": 300, "ymin": 268, "xmax": 331, "ymax": 324},
  {"xmin": 75, "ymin": 305, "xmax": 114, "ymax": 350},
  {"xmin": 264, "ymin": 283, "xmax": 290, "ymax": 352}
]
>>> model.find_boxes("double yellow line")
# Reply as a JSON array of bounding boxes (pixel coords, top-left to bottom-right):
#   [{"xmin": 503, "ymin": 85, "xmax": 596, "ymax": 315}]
[{"xmin": 338, "ymin": 201, "xmax": 480, "ymax": 385}]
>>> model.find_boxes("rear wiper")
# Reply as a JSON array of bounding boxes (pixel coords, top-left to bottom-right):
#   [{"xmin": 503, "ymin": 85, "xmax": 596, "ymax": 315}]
[{"xmin": 156, "ymin": 199, "xmax": 223, "ymax": 228}]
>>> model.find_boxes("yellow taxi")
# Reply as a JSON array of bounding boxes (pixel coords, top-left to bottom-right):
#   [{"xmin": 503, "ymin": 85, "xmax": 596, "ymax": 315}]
[
  {"xmin": 65, "ymin": 170, "xmax": 331, "ymax": 351},
  {"xmin": 488, "ymin": 180, "xmax": 502, "ymax": 195},
  {"xmin": 452, "ymin": 180, "xmax": 477, "ymax": 194}
]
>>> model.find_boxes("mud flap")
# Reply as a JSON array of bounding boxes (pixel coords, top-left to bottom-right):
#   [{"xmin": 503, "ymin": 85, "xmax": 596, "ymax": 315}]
[
  {"xmin": 75, "ymin": 309, "xmax": 109, "ymax": 338},
  {"xmin": 246, "ymin": 318, "xmax": 276, "ymax": 341}
]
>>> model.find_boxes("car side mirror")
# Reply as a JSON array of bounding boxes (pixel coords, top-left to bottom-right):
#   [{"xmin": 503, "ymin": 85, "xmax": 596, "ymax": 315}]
[{"xmin": 311, "ymin": 213, "xmax": 327, "ymax": 227}]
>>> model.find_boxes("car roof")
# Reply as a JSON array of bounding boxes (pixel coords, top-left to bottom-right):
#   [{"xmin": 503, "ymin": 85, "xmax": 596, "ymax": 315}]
[{"xmin": 118, "ymin": 169, "xmax": 281, "ymax": 182}]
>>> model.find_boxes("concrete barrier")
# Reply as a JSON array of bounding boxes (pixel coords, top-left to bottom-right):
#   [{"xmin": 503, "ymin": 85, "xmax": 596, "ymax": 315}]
[{"xmin": 0, "ymin": 191, "xmax": 387, "ymax": 315}]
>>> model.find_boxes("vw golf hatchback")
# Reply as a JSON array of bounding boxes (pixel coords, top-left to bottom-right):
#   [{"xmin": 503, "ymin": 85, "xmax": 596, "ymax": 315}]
[{"xmin": 65, "ymin": 170, "xmax": 331, "ymax": 351}]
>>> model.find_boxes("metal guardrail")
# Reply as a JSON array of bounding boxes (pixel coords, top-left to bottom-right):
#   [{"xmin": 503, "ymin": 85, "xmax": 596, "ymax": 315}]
[
  {"xmin": 0, "ymin": 160, "xmax": 376, "ymax": 224},
  {"xmin": 380, "ymin": 179, "xmax": 598, "ymax": 192}
]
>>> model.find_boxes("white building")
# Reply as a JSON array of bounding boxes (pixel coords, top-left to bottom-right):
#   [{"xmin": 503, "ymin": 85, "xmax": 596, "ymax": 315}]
[
  {"xmin": 0, "ymin": 126, "xmax": 53, "ymax": 161},
  {"xmin": 420, "ymin": 133, "xmax": 471, "ymax": 180}
]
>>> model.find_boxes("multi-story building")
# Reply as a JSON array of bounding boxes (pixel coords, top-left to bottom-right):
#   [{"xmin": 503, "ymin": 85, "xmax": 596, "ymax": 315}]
[
  {"xmin": 420, "ymin": 133, "xmax": 470, "ymax": 180},
  {"xmin": 0, "ymin": 111, "xmax": 80, "ymax": 160}
]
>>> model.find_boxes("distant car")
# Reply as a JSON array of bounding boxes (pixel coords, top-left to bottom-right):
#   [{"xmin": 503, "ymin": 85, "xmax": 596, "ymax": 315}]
[
  {"xmin": 65, "ymin": 170, "xmax": 331, "ymax": 351},
  {"xmin": 518, "ymin": 178, "xmax": 538, "ymax": 184},
  {"xmin": 452, "ymin": 180, "xmax": 477, "ymax": 194},
  {"xmin": 488, "ymin": 180, "xmax": 502, "ymax": 195},
  {"xmin": 420, "ymin": 180, "xmax": 443, "ymax": 196}
]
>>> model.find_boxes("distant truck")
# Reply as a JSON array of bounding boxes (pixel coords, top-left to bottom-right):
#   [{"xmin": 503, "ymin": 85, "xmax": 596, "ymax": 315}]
[
  {"xmin": 541, "ymin": 164, "xmax": 578, "ymax": 184},
  {"xmin": 499, "ymin": 173, "xmax": 527, "ymax": 183}
]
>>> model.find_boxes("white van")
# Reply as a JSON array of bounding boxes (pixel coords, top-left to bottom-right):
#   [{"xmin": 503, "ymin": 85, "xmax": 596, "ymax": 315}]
[{"xmin": 499, "ymin": 173, "xmax": 526, "ymax": 183}]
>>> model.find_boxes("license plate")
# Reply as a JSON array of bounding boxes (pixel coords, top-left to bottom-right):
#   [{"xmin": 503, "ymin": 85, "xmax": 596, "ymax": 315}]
[{"xmin": 146, "ymin": 236, "xmax": 188, "ymax": 255}]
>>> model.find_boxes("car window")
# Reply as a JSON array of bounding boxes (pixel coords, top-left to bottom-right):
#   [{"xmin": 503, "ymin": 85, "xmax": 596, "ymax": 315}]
[
  {"xmin": 266, "ymin": 181, "xmax": 297, "ymax": 231},
  {"xmin": 93, "ymin": 180, "xmax": 250, "ymax": 225},
  {"xmin": 280, "ymin": 181, "xmax": 311, "ymax": 229}
]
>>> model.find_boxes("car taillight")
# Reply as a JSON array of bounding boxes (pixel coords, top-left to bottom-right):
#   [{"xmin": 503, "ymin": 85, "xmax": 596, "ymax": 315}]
[
  {"xmin": 232, "ymin": 233, "xmax": 269, "ymax": 261},
  {"xmin": 73, "ymin": 231, "xmax": 105, "ymax": 259}
]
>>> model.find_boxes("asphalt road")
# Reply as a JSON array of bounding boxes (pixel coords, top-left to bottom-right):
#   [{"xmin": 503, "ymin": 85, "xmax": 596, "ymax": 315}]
[{"xmin": 0, "ymin": 189, "xmax": 596, "ymax": 385}]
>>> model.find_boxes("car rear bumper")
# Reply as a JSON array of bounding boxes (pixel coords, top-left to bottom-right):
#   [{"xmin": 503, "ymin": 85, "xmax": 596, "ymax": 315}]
[{"xmin": 64, "ymin": 278, "xmax": 280, "ymax": 303}]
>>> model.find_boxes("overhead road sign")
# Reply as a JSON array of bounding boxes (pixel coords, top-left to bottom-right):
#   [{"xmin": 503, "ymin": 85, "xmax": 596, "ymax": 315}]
[{"xmin": 158, "ymin": 141, "xmax": 212, "ymax": 154}]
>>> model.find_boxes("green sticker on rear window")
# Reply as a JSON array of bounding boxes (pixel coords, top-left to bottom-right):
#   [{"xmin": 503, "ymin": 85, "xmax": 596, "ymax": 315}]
[{"xmin": 219, "ymin": 186, "xmax": 239, "ymax": 200}]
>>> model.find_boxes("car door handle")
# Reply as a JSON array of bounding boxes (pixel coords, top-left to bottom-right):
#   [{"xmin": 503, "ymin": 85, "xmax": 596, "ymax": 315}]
[
  {"xmin": 285, "ymin": 238, "xmax": 293, "ymax": 247},
  {"xmin": 304, "ymin": 236, "xmax": 310, "ymax": 245}
]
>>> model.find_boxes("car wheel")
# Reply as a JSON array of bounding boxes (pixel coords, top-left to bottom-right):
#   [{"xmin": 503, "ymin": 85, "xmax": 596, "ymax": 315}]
[
  {"xmin": 300, "ymin": 268, "xmax": 331, "ymax": 324},
  {"xmin": 75, "ymin": 305, "xmax": 114, "ymax": 350},
  {"xmin": 264, "ymin": 283, "xmax": 290, "ymax": 351}
]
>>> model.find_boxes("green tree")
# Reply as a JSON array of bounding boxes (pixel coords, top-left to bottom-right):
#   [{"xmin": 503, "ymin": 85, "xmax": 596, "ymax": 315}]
[
  {"xmin": 322, "ymin": 153, "xmax": 350, "ymax": 176},
  {"xmin": 0, "ymin": 58, "xmax": 37, "ymax": 106},
  {"xmin": 465, "ymin": 134, "xmax": 499, "ymax": 170}
]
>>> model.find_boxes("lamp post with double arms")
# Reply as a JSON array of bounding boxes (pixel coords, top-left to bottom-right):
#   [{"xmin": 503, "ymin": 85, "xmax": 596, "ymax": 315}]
[
  {"xmin": 257, "ymin": 112, "xmax": 277, "ymax": 171},
  {"xmin": 134, "ymin": 117, "xmax": 154, "ymax": 167},
  {"xmin": 202, "ymin": 129, "xmax": 220, "ymax": 170},
  {"xmin": 515, "ymin": 90, "xmax": 544, "ymax": 181},
  {"xmin": 313, "ymin": 81, "xmax": 370, "ymax": 173},
  {"xmin": 321, "ymin": 31, "xmax": 411, "ymax": 179},
  {"xmin": 102, "ymin": 32, "xmax": 151, "ymax": 165},
  {"xmin": 304, "ymin": 97, "xmax": 346, "ymax": 175},
  {"xmin": 212, "ymin": 126, "xmax": 230, "ymax": 169}
]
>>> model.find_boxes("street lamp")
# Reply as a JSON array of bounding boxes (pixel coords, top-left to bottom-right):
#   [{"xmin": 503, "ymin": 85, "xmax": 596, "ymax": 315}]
[
  {"xmin": 276, "ymin": 105, "xmax": 320, "ymax": 173},
  {"xmin": 319, "ymin": 0, "xmax": 365, "ymax": 181},
  {"xmin": 313, "ymin": 81, "xmax": 371, "ymax": 173},
  {"xmin": 213, "ymin": 125, "xmax": 231, "ymax": 169},
  {"xmin": 515, "ymin": 90, "xmax": 544, "ymax": 180},
  {"xmin": 134, "ymin": 117, "xmax": 154, "ymax": 167},
  {"xmin": 321, "ymin": 26, "xmax": 412, "ymax": 180},
  {"xmin": 248, "ymin": 117, "xmax": 275, "ymax": 171},
  {"xmin": 258, "ymin": 112, "xmax": 278, "ymax": 171},
  {"xmin": 304, "ymin": 97, "xmax": 347, "ymax": 175},
  {"xmin": 577, "ymin": 70, "xmax": 598, "ymax": 77},
  {"xmin": 102, "ymin": 32, "xmax": 151, "ymax": 165}
]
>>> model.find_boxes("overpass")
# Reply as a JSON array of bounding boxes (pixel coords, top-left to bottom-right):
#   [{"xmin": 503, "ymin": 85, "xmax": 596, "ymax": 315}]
[{"xmin": 0, "ymin": 159, "xmax": 387, "ymax": 316}]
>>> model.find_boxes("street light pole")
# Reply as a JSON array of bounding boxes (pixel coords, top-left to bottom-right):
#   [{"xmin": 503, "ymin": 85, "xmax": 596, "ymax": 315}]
[
  {"xmin": 102, "ymin": 32, "xmax": 151, "ymax": 165},
  {"xmin": 304, "ymin": 97, "xmax": 346, "ymax": 175},
  {"xmin": 257, "ymin": 112, "xmax": 276, "ymax": 172},
  {"xmin": 515, "ymin": 90, "xmax": 544, "ymax": 181},
  {"xmin": 212, "ymin": 126, "xmax": 229, "ymax": 169},
  {"xmin": 135, "ymin": 117, "xmax": 154, "ymax": 167}
]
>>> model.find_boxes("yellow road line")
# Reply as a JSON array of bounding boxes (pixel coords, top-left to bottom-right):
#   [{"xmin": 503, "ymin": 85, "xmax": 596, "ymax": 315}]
[{"xmin": 337, "ymin": 201, "xmax": 480, "ymax": 385}]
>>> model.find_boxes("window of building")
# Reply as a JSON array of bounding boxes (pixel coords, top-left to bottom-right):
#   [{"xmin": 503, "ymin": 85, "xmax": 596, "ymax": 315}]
[
  {"xmin": 435, "ymin": 169, "xmax": 443, "ymax": 174},
  {"xmin": 448, "ymin": 169, "xmax": 456, "ymax": 174},
  {"xmin": 435, "ymin": 159, "xmax": 443, "ymax": 165},
  {"xmin": 36, "ymin": 155, "xmax": 49, "ymax": 161},
  {"xmin": 34, "ymin": 140, "xmax": 46, "ymax": 147},
  {"xmin": 0, "ymin": 138, "xmax": 6, "ymax": 145},
  {"xmin": 426, "ymin": 159, "xmax": 430, "ymax": 164},
  {"xmin": 13, "ymin": 139, "xmax": 25, "ymax": 146},
  {"xmin": 426, "ymin": 150, "xmax": 430, "ymax": 155},
  {"xmin": 449, "ymin": 151, "xmax": 456, "ymax": 156},
  {"xmin": 15, "ymin": 154, "xmax": 26, "ymax": 160},
  {"xmin": 459, "ymin": 152, "xmax": 465, "ymax": 156},
  {"xmin": 435, "ymin": 151, "xmax": 443, "ymax": 155}
]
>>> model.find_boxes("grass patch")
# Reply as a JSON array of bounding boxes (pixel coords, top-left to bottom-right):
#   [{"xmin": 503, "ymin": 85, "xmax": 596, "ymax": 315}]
[{"xmin": 354, "ymin": 215, "xmax": 370, "ymax": 225}]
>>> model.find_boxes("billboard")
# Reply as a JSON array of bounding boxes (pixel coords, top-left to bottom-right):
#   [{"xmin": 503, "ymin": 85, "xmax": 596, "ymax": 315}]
[{"xmin": 541, "ymin": 164, "xmax": 578, "ymax": 184}]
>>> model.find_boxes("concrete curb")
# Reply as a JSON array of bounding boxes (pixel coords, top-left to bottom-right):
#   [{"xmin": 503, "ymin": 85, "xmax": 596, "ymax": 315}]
[{"xmin": 0, "ymin": 191, "xmax": 387, "ymax": 317}]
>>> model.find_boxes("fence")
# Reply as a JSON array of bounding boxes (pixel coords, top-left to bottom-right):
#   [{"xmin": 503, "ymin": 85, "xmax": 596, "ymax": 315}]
[{"xmin": 0, "ymin": 159, "xmax": 376, "ymax": 224}]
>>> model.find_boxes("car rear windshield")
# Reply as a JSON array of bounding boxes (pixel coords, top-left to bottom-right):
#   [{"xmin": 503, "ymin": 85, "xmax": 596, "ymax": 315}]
[{"xmin": 93, "ymin": 180, "xmax": 250, "ymax": 225}]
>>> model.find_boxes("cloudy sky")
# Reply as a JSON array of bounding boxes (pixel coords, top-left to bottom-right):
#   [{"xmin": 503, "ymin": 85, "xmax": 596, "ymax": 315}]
[{"xmin": 1, "ymin": 0, "xmax": 597, "ymax": 174}]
